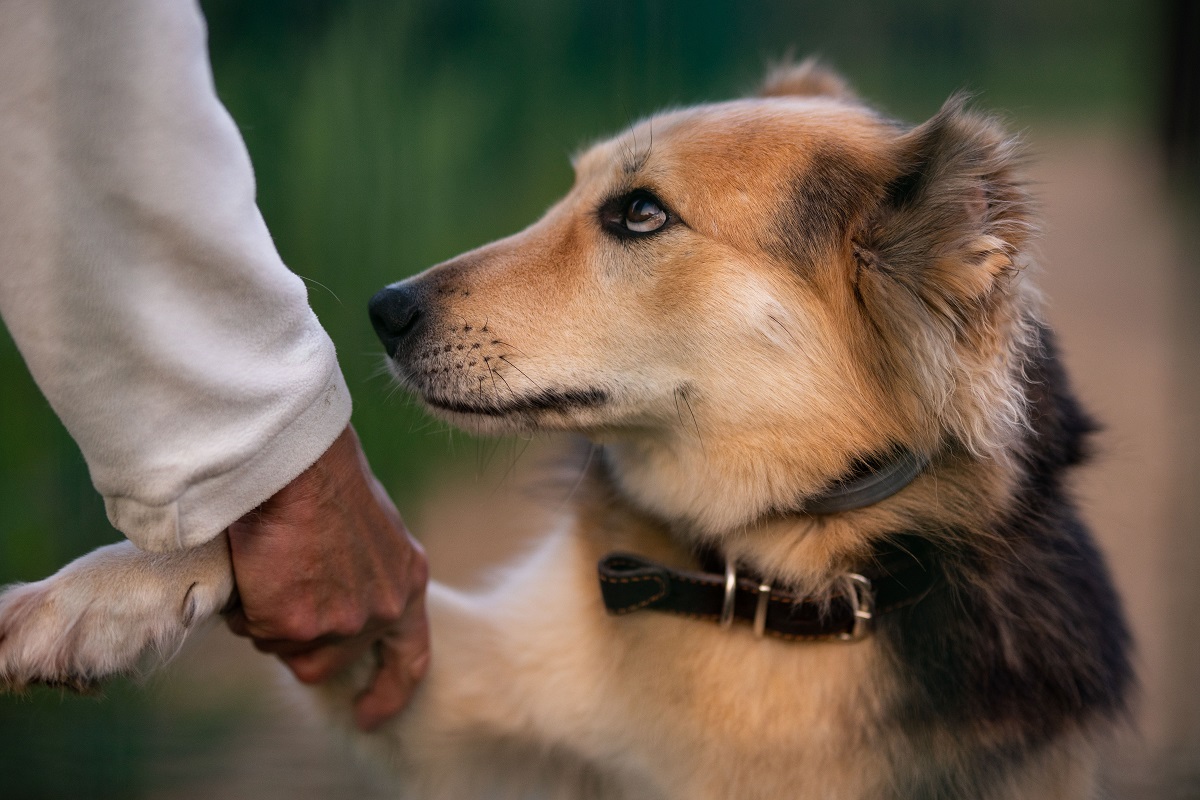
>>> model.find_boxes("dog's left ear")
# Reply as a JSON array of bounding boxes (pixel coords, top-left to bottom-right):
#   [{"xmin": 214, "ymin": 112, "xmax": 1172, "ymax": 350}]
[
  {"xmin": 856, "ymin": 96, "xmax": 1033, "ymax": 311},
  {"xmin": 758, "ymin": 57, "xmax": 857, "ymax": 101}
]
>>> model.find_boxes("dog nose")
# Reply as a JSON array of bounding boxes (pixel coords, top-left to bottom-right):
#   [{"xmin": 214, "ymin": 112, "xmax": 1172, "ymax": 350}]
[{"xmin": 368, "ymin": 285, "xmax": 423, "ymax": 358}]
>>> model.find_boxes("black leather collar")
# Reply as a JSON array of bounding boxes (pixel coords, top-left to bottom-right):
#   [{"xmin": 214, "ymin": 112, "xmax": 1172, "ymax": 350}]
[
  {"xmin": 598, "ymin": 536, "xmax": 938, "ymax": 641},
  {"xmin": 596, "ymin": 448, "xmax": 934, "ymax": 641},
  {"xmin": 801, "ymin": 447, "xmax": 929, "ymax": 514}
]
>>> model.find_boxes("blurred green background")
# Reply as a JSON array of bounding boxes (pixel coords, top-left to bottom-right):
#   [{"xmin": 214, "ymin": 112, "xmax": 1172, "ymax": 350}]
[{"xmin": 0, "ymin": 0, "xmax": 1189, "ymax": 797}]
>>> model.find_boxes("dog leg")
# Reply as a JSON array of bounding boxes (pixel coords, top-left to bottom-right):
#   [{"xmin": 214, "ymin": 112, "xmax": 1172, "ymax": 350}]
[
  {"xmin": 303, "ymin": 529, "xmax": 667, "ymax": 800},
  {"xmin": 0, "ymin": 534, "xmax": 233, "ymax": 691}
]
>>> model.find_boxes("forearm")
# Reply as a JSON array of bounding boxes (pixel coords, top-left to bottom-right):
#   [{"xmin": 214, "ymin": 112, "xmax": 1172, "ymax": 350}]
[{"xmin": 0, "ymin": 0, "xmax": 351, "ymax": 551}]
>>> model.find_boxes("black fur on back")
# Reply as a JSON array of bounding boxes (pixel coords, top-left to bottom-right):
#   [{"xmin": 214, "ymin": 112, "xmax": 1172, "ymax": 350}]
[{"xmin": 879, "ymin": 325, "xmax": 1132, "ymax": 797}]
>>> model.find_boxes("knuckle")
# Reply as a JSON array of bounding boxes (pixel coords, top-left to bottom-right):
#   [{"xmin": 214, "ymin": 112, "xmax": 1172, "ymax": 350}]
[
  {"xmin": 376, "ymin": 592, "xmax": 406, "ymax": 623},
  {"xmin": 409, "ymin": 544, "xmax": 430, "ymax": 586},
  {"xmin": 404, "ymin": 550, "xmax": 430, "ymax": 599},
  {"xmin": 328, "ymin": 608, "xmax": 367, "ymax": 638}
]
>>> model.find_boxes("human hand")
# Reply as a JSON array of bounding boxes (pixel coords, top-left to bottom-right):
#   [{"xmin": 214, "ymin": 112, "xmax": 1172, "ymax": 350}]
[{"xmin": 224, "ymin": 424, "xmax": 429, "ymax": 732}]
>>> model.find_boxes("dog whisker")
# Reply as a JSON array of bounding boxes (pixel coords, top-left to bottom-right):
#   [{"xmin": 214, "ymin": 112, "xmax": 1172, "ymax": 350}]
[
  {"xmin": 555, "ymin": 442, "xmax": 598, "ymax": 515},
  {"xmin": 498, "ymin": 433, "xmax": 535, "ymax": 486},
  {"xmin": 297, "ymin": 274, "xmax": 342, "ymax": 305},
  {"xmin": 677, "ymin": 387, "xmax": 705, "ymax": 456},
  {"xmin": 490, "ymin": 340, "xmax": 532, "ymax": 359},
  {"xmin": 767, "ymin": 314, "xmax": 799, "ymax": 348},
  {"xmin": 497, "ymin": 355, "xmax": 545, "ymax": 393},
  {"xmin": 489, "ymin": 364, "xmax": 518, "ymax": 404}
]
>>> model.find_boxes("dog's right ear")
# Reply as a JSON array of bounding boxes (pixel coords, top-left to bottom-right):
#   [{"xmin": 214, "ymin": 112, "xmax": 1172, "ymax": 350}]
[{"xmin": 758, "ymin": 57, "xmax": 857, "ymax": 102}]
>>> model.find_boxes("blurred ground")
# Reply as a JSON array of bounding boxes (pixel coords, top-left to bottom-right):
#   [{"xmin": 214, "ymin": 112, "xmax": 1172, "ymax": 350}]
[
  {"xmin": 1033, "ymin": 131, "xmax": 1195, "ymax": 798},
  {"xmin": 12, "ymin": 129, "xmax": 1178, "ymax": 799}
]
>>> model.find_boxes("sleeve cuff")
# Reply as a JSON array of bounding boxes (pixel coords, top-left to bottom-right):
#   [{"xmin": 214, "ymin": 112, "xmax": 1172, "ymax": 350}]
[{"xmin": 104, "ymin": 368, "xmax": 354, "ymax": 552}]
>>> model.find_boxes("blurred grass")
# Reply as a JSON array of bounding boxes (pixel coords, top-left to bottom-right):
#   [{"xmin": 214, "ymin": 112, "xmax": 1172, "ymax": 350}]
[{"xmin": 0, "ymin": 1, "xmax": 1163, "ymax": 796}]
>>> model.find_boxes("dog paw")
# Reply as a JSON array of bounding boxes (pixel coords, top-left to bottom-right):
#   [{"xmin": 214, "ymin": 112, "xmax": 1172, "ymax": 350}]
[{"xmin": 0, "ymin": 536, "xmax": 233, "ymax": 692}]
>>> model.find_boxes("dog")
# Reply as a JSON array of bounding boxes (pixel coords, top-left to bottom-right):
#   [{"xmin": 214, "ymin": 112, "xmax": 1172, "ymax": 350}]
[{"xmin": 0, "ymin": 61, "xmax": 1131, "ymax": 798}]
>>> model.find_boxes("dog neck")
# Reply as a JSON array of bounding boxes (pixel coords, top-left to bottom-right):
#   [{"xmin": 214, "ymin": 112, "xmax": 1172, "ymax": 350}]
[{"xmin": 599, "ymin": 434, "xmax": 933, "ymax": 541}]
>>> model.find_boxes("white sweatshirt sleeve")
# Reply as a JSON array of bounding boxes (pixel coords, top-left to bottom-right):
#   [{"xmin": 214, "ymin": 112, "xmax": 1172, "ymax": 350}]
[{"xmin": 0, "ymin": 0, "xmax": 353, "ymax": 552}]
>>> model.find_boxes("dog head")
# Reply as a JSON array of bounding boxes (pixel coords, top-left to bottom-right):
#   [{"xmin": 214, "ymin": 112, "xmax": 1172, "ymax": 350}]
[{"xmin": 371, "ymin": 60, "xmax": 1037, "ymax": 538}]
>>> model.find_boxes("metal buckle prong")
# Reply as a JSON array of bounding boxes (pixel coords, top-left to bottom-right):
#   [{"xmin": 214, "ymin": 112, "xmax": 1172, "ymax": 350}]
[
  {"xmin": 720, "ymin": 560, "xmax": 737, "ymax": 629},
  {"xmin": 838, "ymin": 573, "xmax": 875, "ymax": 642},
  {"xmin": 753, "ymin": 581, "xmax": 772, "ymax": 637}
]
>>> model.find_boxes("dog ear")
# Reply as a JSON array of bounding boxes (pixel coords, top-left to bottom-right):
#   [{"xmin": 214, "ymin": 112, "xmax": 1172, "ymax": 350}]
[
  {"xmin": 758, "ymin": 57, "xmax": 857, "ymax": 101},
  {"xmin": 856, "ymin": 96, "xmax": 1033, "ymax": 311}
]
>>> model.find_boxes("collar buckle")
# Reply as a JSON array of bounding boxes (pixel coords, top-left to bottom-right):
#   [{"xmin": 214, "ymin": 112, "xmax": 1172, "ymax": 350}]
[
  {"xmin": 839, "ymin": 573, "xmax": 875, "ymax": 642},
  {"xmin": 719, "ymin": 559, "xmax": 738, "ymax": 629},
  {"xmin": 753, "ymin": 580, "xmax": 773, "ymax": 637},
  {"xmin": 719, "ymin": 560, "xmax": 779, "ymax": 637},
  {"xmin": 720, "ymin": 560, "xmax": 874, "ymax": 641}
]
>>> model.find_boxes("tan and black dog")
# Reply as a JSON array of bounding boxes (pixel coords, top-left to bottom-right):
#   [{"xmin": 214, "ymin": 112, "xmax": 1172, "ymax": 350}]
[{"xmin": 0, "ymin": 61, "xmax": 1130, "ymax": 798}]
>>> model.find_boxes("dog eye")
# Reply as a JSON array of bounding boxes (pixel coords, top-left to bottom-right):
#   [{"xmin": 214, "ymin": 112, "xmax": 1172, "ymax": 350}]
[
  {"xmin": 602, "ymin": 191, "xmax": 671, "ymax": 237},
  {"xmin": 623, "ymin": 195, "xmax": 667, "ymax": 233}
]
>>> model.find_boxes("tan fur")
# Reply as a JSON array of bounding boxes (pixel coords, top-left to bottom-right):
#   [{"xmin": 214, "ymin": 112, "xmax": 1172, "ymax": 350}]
[{"xmin": 0, "ymin": 65, "xmax": 1106, "ymax": 798}]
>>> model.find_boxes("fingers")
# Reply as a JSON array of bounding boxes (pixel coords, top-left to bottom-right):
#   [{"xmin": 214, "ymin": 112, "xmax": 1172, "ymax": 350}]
[
  {"xmin": 223, "ymin": 603, "xmax": 316, "ymax": 647},
  {"xmin": 225, "ymin": 569, "xmax": 431, "ymax": 714},
  {"xmin": 231, "ymin": 602, "xmax": 431, "ymax": 732},
  {"xmin": 222, "ymin": 424, "xmax": 433, "ymax": 728},
  {"xmin": 281, "ymin": 636, "xmax": 374, "ymax": 684},
  {"xmin": 354, "ymin": 591, "xmax": 430, "ymax": 732},
  {"xmin": 353, "ymin": 639, "xmax": 429, "ymax": 732}
]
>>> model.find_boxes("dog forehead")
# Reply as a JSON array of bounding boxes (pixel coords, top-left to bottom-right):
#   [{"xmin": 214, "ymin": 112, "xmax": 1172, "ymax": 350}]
[
  {"xmin": 575, "ymin": 99, "xmax": 884, "ymax": 184},
  {"xmin": 571, "ymin": 98, "xmax": 888, "ymax": 244}
]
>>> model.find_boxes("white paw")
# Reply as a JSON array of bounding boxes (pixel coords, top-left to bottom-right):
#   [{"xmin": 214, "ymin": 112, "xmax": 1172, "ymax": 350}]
[{"xmin": 0, "ymin": 535, "xmax": 233, "ymax": 691}]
